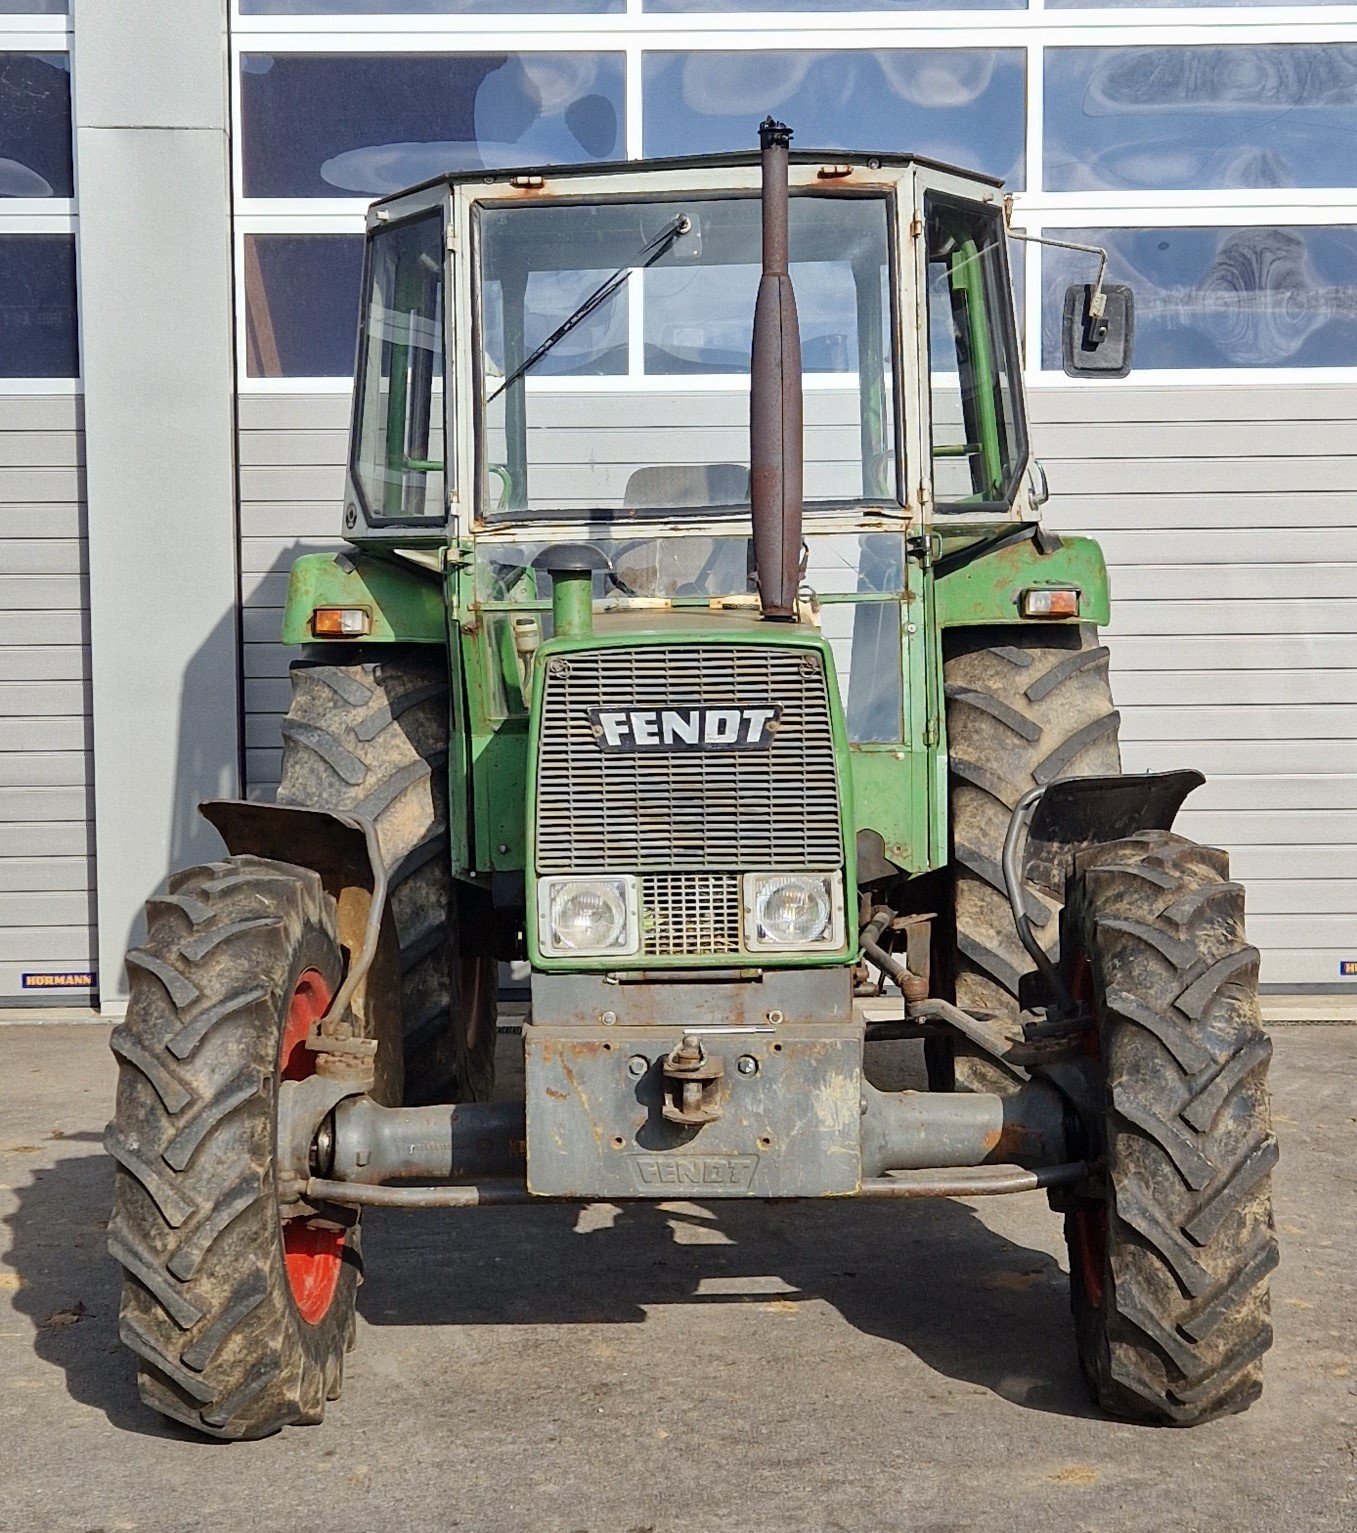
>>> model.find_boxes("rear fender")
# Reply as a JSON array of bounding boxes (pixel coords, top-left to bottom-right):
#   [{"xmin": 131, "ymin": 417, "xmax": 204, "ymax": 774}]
[{"xmin": 199, "ymin": 799, "xmax": 403, "ymax": 1105}]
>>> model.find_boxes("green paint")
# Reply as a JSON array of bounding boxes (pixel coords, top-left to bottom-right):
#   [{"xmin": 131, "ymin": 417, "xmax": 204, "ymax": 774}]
[
  {"xmin": 280, "ymin": 551, "xmax": 448, "ymax": 645},
  {"xmin": 951, "ymin": 236, "xmax": 1004, "ymax": 499},
  {"xmin": 551, "ymin": 570, "xmax": 594, "ymax": 639},
  {"xmin": 933, "ymin": 531, "xmax": 1111, "ymax": 629}
]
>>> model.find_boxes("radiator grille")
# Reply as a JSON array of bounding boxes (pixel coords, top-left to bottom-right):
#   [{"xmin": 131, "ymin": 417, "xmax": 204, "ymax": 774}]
[
  {"xmin": 640, "ymin": 873, "xmax": 742, "ymax": 957},
  {"xmin": 535, "ymin": 644, "xmax": 844, "ymax": 877}
]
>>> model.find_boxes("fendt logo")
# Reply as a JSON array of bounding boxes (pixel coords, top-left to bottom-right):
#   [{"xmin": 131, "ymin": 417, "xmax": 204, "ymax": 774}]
[{"xmin": 588, "ymin": 704, "xmax": 783, "ymax": 753}]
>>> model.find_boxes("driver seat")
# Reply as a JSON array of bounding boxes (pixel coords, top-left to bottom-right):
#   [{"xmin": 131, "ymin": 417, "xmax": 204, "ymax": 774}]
[{"xmin": 622, "ymin": 463, "xmax": 749, "ymax": 509}]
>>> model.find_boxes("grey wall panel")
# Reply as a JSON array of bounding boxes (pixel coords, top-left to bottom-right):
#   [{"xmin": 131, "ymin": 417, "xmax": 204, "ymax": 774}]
[
  {"xmin": 238, "ymin": 384, "xmax": 1357, "ymax": 988},
  {"xmin": 0, "ymin": 391, "xmax": 93, "ymax": 1004},
  {"xmin": 75, "ymin": 0, "xmax": 239, "ymax": 1005}
]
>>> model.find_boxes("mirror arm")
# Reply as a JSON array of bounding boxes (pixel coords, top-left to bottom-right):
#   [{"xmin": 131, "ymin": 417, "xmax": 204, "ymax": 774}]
[{"xmin": 1005, "ymin": 228, "xmax": 1110, "ymax": 331}]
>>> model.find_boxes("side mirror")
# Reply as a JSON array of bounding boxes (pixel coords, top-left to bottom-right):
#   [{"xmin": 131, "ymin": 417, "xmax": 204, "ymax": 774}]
[{"xmin": 1062, "ymin": 282, "xmax": 1134, "ymax": 378}]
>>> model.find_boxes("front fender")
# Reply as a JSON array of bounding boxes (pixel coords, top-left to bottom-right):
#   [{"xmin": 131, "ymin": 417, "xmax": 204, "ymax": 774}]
[{"xmin": 200, "ymin": 799, "xmax": 403, "ymax": 1105}]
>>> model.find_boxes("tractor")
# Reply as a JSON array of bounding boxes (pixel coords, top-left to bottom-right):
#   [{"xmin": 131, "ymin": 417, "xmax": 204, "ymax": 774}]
[{"xmin": 106, "ymin": 122, "xmax": 1277, "ymax": 1439}]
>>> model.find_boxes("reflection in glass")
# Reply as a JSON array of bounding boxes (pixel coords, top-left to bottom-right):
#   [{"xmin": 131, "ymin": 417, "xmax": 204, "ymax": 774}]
[
  {"xmin": 241, "ymin": 53, "xmax": 624, "ymax": 198},
  {"xmin": 244, "ymin": 235, "xmax": 365, "ymax": 378},
  {"xmin": 242, "ymin": 0, "xmax": 618, "ymax": 9},
  {"xmin": 478, "ymin": 195, "xmax": 896, "ymax": 514},
  {"xmin": 0, "ymin": 234, "xmax": 77, "ymax": 376},
  {"xmin": 643, "ymin": 50, "xmax": 1025, "ymax": 189},
  {"xmin": 354, "ymin": 211, "xmax": 447, "ymax": 520},
  {"xmin": 1046, "ymin": 46, "xmax": 1357, "ymax": 193},
  {"xmin": 1041, "ymin": 226, "xmax": 1357, "ymax": 369},
  {"xmin": 648, "ymin": 0, "xmax": 1017, "ymax": 8},
  {"xmin": 0, "ymin": 54, "xmax": 72, "ymax": 198}
]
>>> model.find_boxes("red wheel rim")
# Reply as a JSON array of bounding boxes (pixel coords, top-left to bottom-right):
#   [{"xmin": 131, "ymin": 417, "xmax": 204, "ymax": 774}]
[
  {"xmin": 1067, "ymin": 951, "xmax": 1108, "ymax": 1312},
  {"xmin": 279, "ymin": 968, "xmax": 344, "ymax": 1325}
]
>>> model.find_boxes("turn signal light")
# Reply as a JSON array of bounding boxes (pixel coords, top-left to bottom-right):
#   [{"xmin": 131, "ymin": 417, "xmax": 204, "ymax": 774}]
[
  {"xmin": 1020, "ymin": 587, "xmax": 1080, "ymax": 619},
  {"xmin": 311, "ymin": 606, "xmax": 372, "ymax": 638}
]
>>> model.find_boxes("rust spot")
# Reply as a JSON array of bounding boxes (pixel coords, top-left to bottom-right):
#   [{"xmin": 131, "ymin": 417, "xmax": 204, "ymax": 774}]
[{"xmin": 545, "ymin": 1087, "xmax": 567, "ymax": 1101}]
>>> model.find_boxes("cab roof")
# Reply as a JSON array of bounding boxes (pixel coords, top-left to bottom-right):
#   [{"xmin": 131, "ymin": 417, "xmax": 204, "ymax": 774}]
[{"xmin": 370, "ymin": 147, "xmax": 1004, "ymax": 212}]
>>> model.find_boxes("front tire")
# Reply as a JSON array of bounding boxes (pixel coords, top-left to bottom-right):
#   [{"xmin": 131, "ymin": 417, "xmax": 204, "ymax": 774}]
[
  {"xmin": 1062, "ymin": 831, "xmax": 1278, "ymax": 1425},
  {"xmin": 107, "ymin": 856, "xmax": 359, "ymax": 1439},
  {"xmin": 276, "ymin": 650, "xmax": 495, "ymax": 1105},
  {"xmin": 942, "ymin": 623, "xmax": 1121, "ymax": 1092}
]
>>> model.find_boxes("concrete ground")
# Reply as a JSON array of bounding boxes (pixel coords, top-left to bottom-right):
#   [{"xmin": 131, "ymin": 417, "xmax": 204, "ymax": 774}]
[{"xmin": 0, "ymin": 1024, "xmax": 1352, "ymax": 1533}]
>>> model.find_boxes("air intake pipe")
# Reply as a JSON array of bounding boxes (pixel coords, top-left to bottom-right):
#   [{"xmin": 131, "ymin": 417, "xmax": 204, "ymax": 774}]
[{"xmin": 749, "ymin": 117, "xmax": 804, "ymax": 622}]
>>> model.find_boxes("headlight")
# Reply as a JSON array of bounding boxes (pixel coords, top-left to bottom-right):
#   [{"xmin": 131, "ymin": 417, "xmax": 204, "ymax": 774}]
[
  {"xmin": 538, "ymin": 876, "xmax": 638, "ymax": 957},
  {"xmin": 742, "ymin": 872, "xmax": 843, "ymax": 951}
]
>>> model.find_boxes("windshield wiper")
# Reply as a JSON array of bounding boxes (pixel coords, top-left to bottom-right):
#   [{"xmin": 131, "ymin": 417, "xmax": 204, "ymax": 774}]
[{"xmin": 487, "ymin": 214, "xmax": 690, "ymax": 403}]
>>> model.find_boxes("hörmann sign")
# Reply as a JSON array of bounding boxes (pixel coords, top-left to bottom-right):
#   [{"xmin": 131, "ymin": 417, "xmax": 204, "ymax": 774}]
[{"xmin": 588, "ymin": 705, "xmax": 783, "ymax": 753}]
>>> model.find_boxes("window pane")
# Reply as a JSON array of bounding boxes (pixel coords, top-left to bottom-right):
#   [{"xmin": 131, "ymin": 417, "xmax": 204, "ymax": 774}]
[
  {"xmin": 354, "ymin": 211, "xmax": 447, "ymax": 520},
  {"xmin": 242, "ymin": 0, "xmax": 619, "ymax": 10},
  {"xmin": 478, "ymin": 194, "xmax": 897, "ymax": 514},
  {"xmin": 0, "ymin": 234, "xmax": 77, "ymax": 377},
  {"xmin": 1049, "ymin": 0, "xmax": 1316, "ymax": 7},
  {"xmin": 0, "ymin": 54, "xmax": 72, "ymax": 198},
  {"xmin": 1041, "ymin": 226, "xmax": 1357, "ymax": 370},
  {"xmin": 644, "ymin": 51, "xmax": 1025, "ymax": 189},
  {"xmin": 241, "ymin": 53, "xmax": 624, "ymax": 199},
  {"xmin": 649, "ymin": 0, "xmax": 1018, "ymax": 9},
  {"xmin": 927, "ymin": 197, "xmax": 1026, "ymax": 507},
  {"xmin": 1046, "ymin": 46, "xmax": 1357, "ymax": 193},
  {"xmin": 244, "ymin": 235, "xmax": 365, "ymax": 378}
]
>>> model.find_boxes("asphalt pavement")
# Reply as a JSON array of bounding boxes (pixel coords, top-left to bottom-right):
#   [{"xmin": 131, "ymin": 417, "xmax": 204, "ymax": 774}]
[{"xmin": 0, "ymin": 1021, "xmax": 1353, "ymax": 1533}]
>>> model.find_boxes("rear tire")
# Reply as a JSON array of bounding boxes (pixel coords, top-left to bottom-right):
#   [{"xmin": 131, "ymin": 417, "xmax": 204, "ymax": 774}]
[
  {"xmin": 107, "ymin": 856, "xmax": 359, "ymax": 1439},
  {"xmin": 276, "ymin": 649, "xmax": 495, "ymax": 1105},
  {"xmin": 942, "ymin": 624, "xmax": 1121, "ymax": 1091},
  {"xmin": 1062, "ymin": 831, "xmax": 1278, "ymax": 1425}
]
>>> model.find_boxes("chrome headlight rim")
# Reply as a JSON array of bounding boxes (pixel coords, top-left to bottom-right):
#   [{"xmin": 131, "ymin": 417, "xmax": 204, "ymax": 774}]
[
  {"xmin": 741, "ymin": 870, "xmax": 845, "ymax": 952},
  {"xmin": 537, "ymin": 874, "xmax": 640, "ymax": 957}
]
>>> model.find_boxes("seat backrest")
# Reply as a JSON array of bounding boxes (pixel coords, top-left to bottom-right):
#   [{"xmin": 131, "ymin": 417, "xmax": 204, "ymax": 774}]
[{"xmin": 622, "ymin": 463, "xmax": 749, "ymax": 509}]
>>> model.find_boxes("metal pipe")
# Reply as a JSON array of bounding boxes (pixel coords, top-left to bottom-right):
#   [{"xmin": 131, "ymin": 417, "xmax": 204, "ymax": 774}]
[
  {"xmin": 306, "ymin": 1177, "xmax": 536, "ymax": 1208},
  {"xmin": 749, "ymin": 116, "xmax": 803, "ymax": 621},
  {"xmin": 859, "ymin": 1080, "xmax": 1070, "ymax": 1177},
  {"xmin": 329, "ymin": 1098, "xmax": 526, "ymax": 1185},
  {"xmin": 304, "ymin": 1164, "xmax": 1088, "ymax": 1210},
  {"xmin": 858, "ymin": 1163, "xmax": 1086, "ymax": 1198}
]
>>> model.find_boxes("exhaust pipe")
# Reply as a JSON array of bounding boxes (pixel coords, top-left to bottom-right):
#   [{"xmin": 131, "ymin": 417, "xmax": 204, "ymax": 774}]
[{"xmin": 750, "ymin": 117, "xmax": 804, "ymax": 622}]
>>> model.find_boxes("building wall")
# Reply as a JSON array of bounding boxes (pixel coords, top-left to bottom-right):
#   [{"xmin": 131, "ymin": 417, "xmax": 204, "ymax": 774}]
[{"xmin": 0, "ymin": 392, "xmax": 92, "ymax": 1002}]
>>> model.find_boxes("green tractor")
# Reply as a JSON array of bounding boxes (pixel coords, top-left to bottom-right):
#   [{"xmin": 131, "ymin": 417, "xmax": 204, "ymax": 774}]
[{"xmin": 106, "ymin": 123, "xmax": 1277, "ymax": 1439}]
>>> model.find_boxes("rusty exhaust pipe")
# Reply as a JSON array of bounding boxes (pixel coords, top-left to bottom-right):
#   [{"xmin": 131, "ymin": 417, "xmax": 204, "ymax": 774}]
[{"xmin": 750, "ymin": 117, "xmax": 803, "ymax": 622}]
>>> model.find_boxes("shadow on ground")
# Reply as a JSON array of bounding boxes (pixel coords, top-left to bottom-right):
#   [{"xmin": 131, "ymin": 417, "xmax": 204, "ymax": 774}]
[{"xmin": 4, "ymin": 1139, "xmax": 1090, "ymax": 1437}]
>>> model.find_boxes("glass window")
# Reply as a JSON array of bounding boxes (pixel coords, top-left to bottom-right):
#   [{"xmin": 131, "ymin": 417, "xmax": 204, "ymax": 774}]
[
  {"xmin": 926, "ymin": 196, "xmax": 1026, "ymax": 509},
  {"xmin": 1046, "ymin": 46, "xmax": 1357, "ymax": 193},
  {"xmin": 648, "ymin": 0, "xmax": 1018, "ymax": 7},
  {"xmin": 1041, "ymin": 226, "xmax": 1357, "ymax": 371},
  {"xmin": 244, "ymin": 235, "xmax": 365, "ymax": 378},
  {"xmin": 0, "ymin": 234, "xmax": 77, "ymax": 377},
  {"xmin": 241, "ymin": 0, "xmax": 618, "ymax": 10},
  {"xmin": 643, "ymin": 51, "xmax": 1025, "ymax": 190},
  {"xmin": 353, "ymin": 211, "xmax": 447, "ymax": 521},
  {"xmin": 478, "ymin": 194, "xmax": 897, "ymax": 515},
  {"xmin": 0, "ymin": 53, "xmax": 72, "ymax": 198},
  {"xmin": 241, "ymin": 53, "xmax": 624, "ymax": 199}
]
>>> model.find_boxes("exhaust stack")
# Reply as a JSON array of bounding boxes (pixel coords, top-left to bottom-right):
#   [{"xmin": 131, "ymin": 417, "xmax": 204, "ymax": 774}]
[{"xmin": 749, "ymin": 117, "xmax": 804, "ymax": 622}]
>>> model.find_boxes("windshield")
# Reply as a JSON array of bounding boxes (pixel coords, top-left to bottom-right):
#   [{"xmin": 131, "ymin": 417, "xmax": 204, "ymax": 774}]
[{"xmin": 476, "ymin": 193, "xmax": 897, "ymax": 519}]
